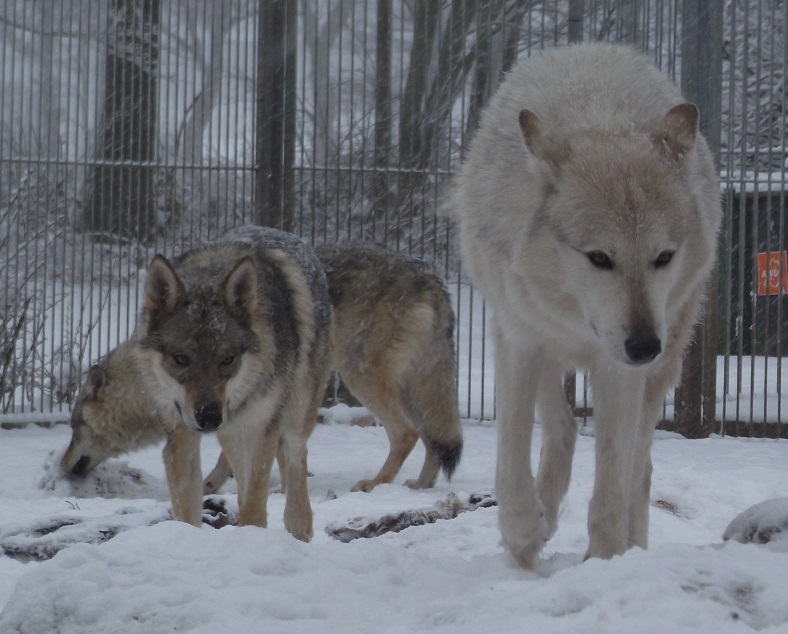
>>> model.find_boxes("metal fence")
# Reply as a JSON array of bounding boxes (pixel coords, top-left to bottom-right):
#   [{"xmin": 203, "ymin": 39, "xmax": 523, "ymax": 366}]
[{"xmin": 1, "ymin": 0, "xmax": 786, "ymax": 436}]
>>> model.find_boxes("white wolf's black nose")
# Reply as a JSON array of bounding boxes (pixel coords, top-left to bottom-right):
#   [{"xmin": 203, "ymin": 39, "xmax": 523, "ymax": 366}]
[
  {"xmin": 195, "ymin": 401, "xmax": 222, "ymax": 431},
  {"xmin": 625, "ymin": 331, "xmax": 662, "ymax": 365}
]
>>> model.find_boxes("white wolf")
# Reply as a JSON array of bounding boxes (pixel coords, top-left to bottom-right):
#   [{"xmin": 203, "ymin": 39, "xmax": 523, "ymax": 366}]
[{"xmin": 447, "ymin": 43, "xmax": 721, "ymax": 567}]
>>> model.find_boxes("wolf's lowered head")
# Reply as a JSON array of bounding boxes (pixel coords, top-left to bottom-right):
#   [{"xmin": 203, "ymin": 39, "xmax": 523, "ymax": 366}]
[
  {"xmin": 136, "ymin": 254, "xmax": 262, "ymax": 434},
  {"xmin": 61, "ymin": 365, "xmax": 116, "ymax": 477},
  {"xmin": 61, "ymin": 342, "xmax": 166, "ymax": 478}
]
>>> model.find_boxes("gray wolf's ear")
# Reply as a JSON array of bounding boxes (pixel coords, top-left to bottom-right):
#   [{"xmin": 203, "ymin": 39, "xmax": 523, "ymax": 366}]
[
  {"xmin": 145, "ymin": 254, "xmax": 185, "ymax": 317},
  {"xmin": 87, "ymin": 365, "xmax": 108, "ymax": 398},
  {"xmin": 519, "ymin": 109, "xmax": 570, "ymax": 168},
  {"xmin": 222, "ymin": 256, "xmax": 257, "ymax": 315},
  {"xmin": 651, "ymin": 103, "xmax": 698, "ymax": 162}
]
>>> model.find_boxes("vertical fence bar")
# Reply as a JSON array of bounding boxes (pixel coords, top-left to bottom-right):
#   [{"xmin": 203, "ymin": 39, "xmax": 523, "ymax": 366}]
[
  {"xmin": 673, "ymin": 0, "xmax": 723, "ymax": 438},
  {"xmin": 0, "ymin": 0, "xmax": 785, "ymax": 429}
]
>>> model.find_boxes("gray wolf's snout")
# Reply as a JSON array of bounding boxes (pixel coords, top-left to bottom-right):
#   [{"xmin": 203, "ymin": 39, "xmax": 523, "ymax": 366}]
[
  {"xmin": 195, "ymin": 401, "xmax": 223, "ymax": 432},
  {"xmin": 624, "ymin": 328, "xmax": 662, "ymax": 365},
  {"xmin": 70, "ymin": 455, "xmax": 91, "ymax": 477}
]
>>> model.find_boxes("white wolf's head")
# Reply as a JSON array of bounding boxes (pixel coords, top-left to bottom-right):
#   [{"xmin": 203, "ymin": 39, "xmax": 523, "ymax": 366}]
[{"xmin": 516, "ymin": 104, "xmax": 713, "ymax": 366}]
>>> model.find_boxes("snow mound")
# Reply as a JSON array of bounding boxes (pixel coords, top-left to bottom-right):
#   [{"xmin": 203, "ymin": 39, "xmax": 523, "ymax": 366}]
[
  {"xmin": 38, "ymin": 450, "xmax": 169, "ymax": 501},
  {"xmin": 722, "ymin": 498, "xmax": 788, "ymax": 549}
]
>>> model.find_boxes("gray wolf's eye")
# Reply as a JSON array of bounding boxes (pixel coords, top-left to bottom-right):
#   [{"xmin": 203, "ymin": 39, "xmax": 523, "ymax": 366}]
[
  {"xmin": 587, "ymin": 251, "xmax": 614, "ymax": 270},
  {"xmin": 173, "ymin": 354, "xmax": 190, "ymax": 367},
  {"xmin": 654, "ymin": 251, "xmax": 674, "ymax": 268},
  {"xmin": 220, "ymin": 355, "xmax": 235, "ymax": 366}
]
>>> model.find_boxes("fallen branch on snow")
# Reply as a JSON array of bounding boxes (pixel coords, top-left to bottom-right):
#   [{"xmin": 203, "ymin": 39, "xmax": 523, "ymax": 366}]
[
  {"xmin": 326, "ymin": 492, "xmax": 497, "ymax": 543},
  {"xmin": 0, "ymin": 497, "xmax": 237, "ymax": 561}
]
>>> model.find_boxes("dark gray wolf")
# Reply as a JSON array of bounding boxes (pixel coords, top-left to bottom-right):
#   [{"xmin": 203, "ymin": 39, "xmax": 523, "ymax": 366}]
[
  {"xmin": 447, "ymin": 42, "xmax": 721, "ymax": 567},
  {"xmin": 133, "ymin": 226, "xmax": 332, "ymax": 541},
  {"xmin": 63, "ymin": 243, "xmax": 462, "ymax": 498}
]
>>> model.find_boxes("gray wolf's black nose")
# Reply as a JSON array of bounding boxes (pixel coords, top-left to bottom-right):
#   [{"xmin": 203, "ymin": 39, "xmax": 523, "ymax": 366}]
[{"xmin": 195, "ymin": 401, "xmax": 222, "ymax": 431}]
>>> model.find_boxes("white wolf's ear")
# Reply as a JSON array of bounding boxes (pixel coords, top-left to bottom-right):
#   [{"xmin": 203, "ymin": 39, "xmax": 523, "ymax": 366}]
[
  {"xmin": 222, "ymin": 256, "xmax": 258, "ymax": 316},
  {"xmin": 519, "ymin": 109, "xmax": 570, "ymax": 168},
  {"xmin": 651, "ymin": 103, "xmax": 698, "ymax": 162},
  {"xmin": 86, "ymin": 365, "xmax": 108, "ymax": 398},
  {"xmin": 144, "ymin": 255, "xmax": 185, "ymax": 317}
]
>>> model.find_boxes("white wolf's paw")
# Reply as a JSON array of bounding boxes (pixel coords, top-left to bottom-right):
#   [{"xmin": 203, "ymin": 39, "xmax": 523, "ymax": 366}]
[{"xmin": 498, "ymin": 505, "xmax": 549, "ymax": 570}]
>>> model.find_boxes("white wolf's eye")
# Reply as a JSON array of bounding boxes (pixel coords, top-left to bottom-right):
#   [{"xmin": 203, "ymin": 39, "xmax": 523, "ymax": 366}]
[
  {"xmin": 654, "ymin": 251, "xmax": 674, "ymax": 268},
  {"xmin": 587, "ymin": 251, "xmax": 614, "ymax": 270}
]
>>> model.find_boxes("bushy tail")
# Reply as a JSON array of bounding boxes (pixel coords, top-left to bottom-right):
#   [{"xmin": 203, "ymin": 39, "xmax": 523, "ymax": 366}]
[{"xmin": 401, "ymin": 292, "xmax": 463, "ymax": 480}]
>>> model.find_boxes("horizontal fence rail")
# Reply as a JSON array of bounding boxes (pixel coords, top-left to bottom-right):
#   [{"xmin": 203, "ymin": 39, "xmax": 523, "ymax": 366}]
[{"xmin": 0, "ymin": 0, "xmax": 786, "ymax": 438}]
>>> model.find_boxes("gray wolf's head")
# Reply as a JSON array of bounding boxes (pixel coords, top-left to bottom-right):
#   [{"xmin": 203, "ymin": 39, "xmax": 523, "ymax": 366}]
[
  {"xmin": 518, "ymin": 103, "xmax": 711, "ymax": 366},
  {"xmin": 138, "ymin": 254, "xmax": 262, "ymax": 433}
]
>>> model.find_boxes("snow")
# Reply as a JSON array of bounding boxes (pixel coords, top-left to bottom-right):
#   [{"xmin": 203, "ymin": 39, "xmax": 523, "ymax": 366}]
[{"xmin": 0, "ymin": 420, "xmax": 787, "ymax": 632}]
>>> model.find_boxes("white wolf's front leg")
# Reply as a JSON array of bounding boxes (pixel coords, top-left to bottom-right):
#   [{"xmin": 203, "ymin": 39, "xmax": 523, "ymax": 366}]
[
  {"xmin": 628, "ymin": 358, "xmax": 682, "ymax": 548},
  {"xmin": 586, "ymin": 365, "xmax": 646, "ymax": 559},
  {"xmin": 493, "ymin": 320, "xmax": 548, "ymax": 569}
]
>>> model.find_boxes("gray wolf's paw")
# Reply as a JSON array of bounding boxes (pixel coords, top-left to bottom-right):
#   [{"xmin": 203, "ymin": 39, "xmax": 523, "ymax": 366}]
[
  {"xmin": 351, "ymin": 478, "xmax": 379, "ymax": 493},
  {"xmin": 404, "ymin": 477, "xmax": 433, "ymax": 490}
]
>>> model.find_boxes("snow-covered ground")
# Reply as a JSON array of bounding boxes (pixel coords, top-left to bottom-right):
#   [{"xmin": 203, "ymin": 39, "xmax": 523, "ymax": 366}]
[{"xmin": 1, "ymin": 413, "xmax": 787, "ymax": 633}]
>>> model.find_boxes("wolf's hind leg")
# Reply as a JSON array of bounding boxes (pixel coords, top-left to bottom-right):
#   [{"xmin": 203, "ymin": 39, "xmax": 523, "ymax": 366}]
[
  {"xmin": 535, "ymin": 364, "xmax": 578, "ymax": 537},
  {"xmin": 404, "ymin": 445, "xmax": 439, "ymax": 490},
  {"xmin": 203, "ymin": 451, "xmax": 233, "ymax": 495},
  {"xmin": 343, "ymin": 377, "xmax": 419, "ymax": 492}
]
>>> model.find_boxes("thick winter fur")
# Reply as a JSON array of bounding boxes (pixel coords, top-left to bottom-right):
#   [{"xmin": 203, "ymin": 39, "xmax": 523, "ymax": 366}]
[
  {"xmin": 133, "ymin": 226, "xmax": 332, "ymax": 541},
  {"xmin": 61, "ymin": 342, "xmax": 167, "ymax": 477},
  {"xmin": 207, "ymin": 244, "xmax": 463, "ymax": 493},
  {"xmin": 321, "ymin": 244, "xmax": 462, "ymax": 491},
  {"xmin": 447, "ymin": 43, "xmax": 721, "ymax": 568},
  {"xmin": 64, "ymin": 243, "xmax": 462, "ymax": 498}
]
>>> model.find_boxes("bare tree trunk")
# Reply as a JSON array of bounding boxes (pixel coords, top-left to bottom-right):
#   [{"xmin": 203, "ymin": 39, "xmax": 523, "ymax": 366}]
[
  {"xmin": 83, "ymin": 0, "xmax": 160, "ymax": 243},
  {"xmin": 255, "ymin": 0, "xmax": 297, "ymax": 231},
  {"xmin": 175, "ymin": 3, "xmax": 236, "ymax": 167},
  {"xmin": 398, "ymin": 1, "xmax": 440, "ymax": 169}
]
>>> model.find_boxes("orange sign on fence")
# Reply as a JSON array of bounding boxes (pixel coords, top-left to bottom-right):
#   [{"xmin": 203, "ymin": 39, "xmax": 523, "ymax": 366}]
[{"xmin": 757, "ymin": 251, "xmax": 788, "ymax": 296}]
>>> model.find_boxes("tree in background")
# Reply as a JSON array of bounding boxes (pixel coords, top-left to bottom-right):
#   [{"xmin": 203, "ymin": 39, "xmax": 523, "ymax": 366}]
[{"xmin": 83, "ymin": 0, "xmax": 160, "ymax": 243}]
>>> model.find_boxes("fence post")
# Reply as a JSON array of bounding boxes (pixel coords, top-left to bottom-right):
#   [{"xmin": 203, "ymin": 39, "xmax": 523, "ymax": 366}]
[
  {"xmin": 255, "ymin": 0, "xmax": 297, "ymax": 231},
  {"xmin": 564, "ymin": 0, "xmax": 584, "ymax": 411},
  {"xmin": 673, "ymin": 0, "xmax": 723, "ymax": 438}
]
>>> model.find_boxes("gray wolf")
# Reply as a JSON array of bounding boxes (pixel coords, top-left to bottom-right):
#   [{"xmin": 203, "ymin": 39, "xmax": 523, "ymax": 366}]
[
  {"xmin": 61, "ymin": 342, "xmax": 166, "ymax": 477},
  {"xmin": 447, "ymin": 42, "xmax": 721, "ymax": 567},
  {"xmin": 204, "ymin": 244, "xmax": 463, "ymax": 494},
  {"xmin": 63, "ymin": 243, "xmax": 462, "ymax": 496},
  {"xmin": 133, "ymin": 225, "xmax": 332, "ymax": 541}
]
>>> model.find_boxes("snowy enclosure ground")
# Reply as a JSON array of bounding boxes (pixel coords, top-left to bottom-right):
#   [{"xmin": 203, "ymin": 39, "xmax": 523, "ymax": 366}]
[{"xmin": 0, "ymin": 414, "xmax": 787, "ymax": 632}]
